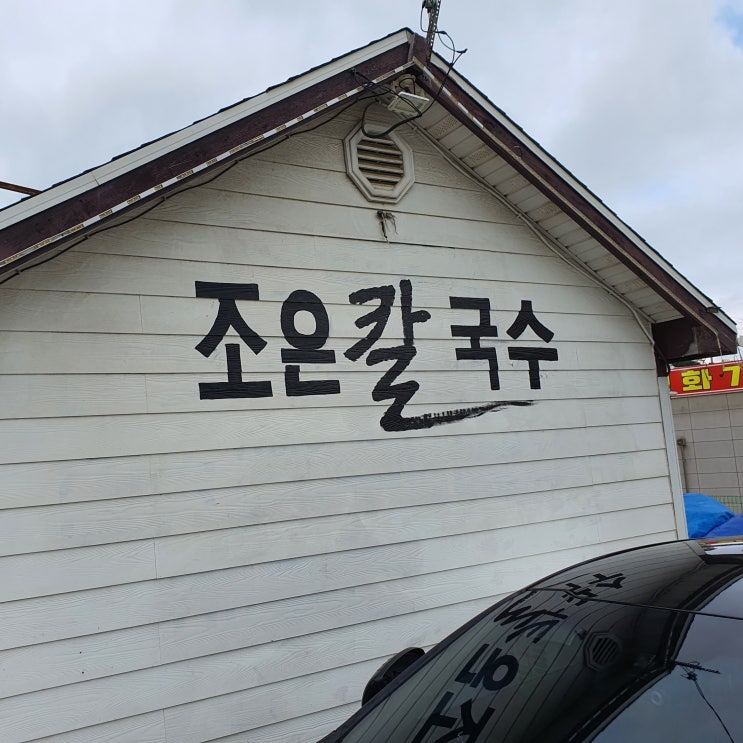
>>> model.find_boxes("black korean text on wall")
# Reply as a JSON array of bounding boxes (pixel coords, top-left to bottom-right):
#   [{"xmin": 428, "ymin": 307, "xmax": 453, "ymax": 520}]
[{"xmin": 194, "ymin": 280, "xmax": 559, "ymax": 431}]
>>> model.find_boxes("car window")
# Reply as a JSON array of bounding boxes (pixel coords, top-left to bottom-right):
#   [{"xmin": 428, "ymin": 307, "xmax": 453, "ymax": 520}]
[
  {"xmin": 329, "ymin": 579, "xmax": 743, "ymax": 742},
  {"xmin": 593, "ymin": 609, "xmax": 743, "ymax": 741}
]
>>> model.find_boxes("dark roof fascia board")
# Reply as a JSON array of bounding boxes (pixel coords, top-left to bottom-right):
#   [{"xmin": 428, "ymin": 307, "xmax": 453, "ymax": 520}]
[
  {"xmin": 411, "ymin": 42, "xmax": 736, "ymax": 357},
  {"xmin": 417, "ymin": 44, "xmax": 732, "ymax": 324},
  {"xmin": 0, "ymin": 30, "xmax": 734, "ymax": 359},
  {"xmin": 0, "ymin": 31, "xmax": 415, "ymax": 273}
]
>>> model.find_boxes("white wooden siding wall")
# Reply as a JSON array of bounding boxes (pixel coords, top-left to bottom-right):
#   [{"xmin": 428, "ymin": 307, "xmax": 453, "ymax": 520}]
[{"xmin": 0, "ymin": 106, "xmax": 677, "ymax": 742}]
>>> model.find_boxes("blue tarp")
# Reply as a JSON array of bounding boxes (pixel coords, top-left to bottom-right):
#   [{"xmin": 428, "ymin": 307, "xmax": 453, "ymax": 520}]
[
  {"xmin": 705, "ymin": 513, "xmax": 743, "ymax": 537},
  {"xmin": 684, "ymin": 492, "xmax": 734, "ymax": 539}
]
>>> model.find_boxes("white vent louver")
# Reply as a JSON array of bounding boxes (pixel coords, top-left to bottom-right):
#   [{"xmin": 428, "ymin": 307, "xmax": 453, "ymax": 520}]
[
  {"xmin": 344, "ymin": 125, "xmax": 414, "ymax": 203},
  {"xmin": 357, "ymin": 137, "xmax": 405, "ymax": 192}
]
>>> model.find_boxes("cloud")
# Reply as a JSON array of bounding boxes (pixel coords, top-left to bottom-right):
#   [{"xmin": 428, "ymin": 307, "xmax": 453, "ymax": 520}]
[
  {"xmin": 453, "ymin": 0, "xmax": 743, "ymax": 326},
  {"xmin": 1, "ymin": 0, "xmax": 741, "ymax": 328},
  {"xmin": 719, "ymin": 0, "xmax": 743, "ymax": 47}
]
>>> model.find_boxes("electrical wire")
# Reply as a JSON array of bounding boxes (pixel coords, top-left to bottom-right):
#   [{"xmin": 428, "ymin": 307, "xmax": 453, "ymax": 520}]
[
  {"xmin": 355, "ymin": 28, "xmax": 466, "ymax": 140},
  {"xmin": 0, "ymin": 199, "xmax": 165, "ymax": 286},
  {"xmin": 419, "ymin": 4, "xmax": 428, "ymax": 34},
  {"xmin": 0, "ymin": 92, "xmax": 380, "ymax": 287},
  {"xmin": 5, "ymin": 24, "xmax": 693, "ymax": 373},
  {"xmin": 405, "ymin": 117, "xmax": 663, "ymax": 358},
  {"xmin": 2, "ymin": 22, "xmax": 465, "ymax": 284}
]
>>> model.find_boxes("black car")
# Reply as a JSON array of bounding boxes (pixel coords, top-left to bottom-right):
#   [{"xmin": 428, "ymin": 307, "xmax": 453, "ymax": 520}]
[{"xmin": 319, "ymin": 538, "xmax": 743, "ymax": 742}]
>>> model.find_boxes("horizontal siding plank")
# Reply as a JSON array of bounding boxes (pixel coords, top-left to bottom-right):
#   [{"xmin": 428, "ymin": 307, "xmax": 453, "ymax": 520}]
[
  {"xmin": 29, "ymin": 712, "xmax": 166, "ymax": 743},
  {"xmin": 6, "ymin": 252, "xmax": 629, "ymax": 317},
  {"xmin": 160, "ymin": 537, "xmax": 680, "ymax": 661},
  {"xmin": 142, "ymin": 370, "xmax": 660, "ymax": 413},
  {"xmin": 152, "ymin": 481, "xmax": 673, "ymax": 579},
  {"xmin": 0, "ymin": 375, "xmax": 147, "ymax": 419},
  {"xmin": 0, "ymin": 463, "xmax": 671, "ymax": 555},
  {"xmin": 244, "ymin": 104, "xmax": 465, "ymax": 162},
  {"xmin": 137, "ymin": 295, "xmax": 633, "ymax": 337},
  {"xmin": 571, "ymin": 340, "xmax": 654, "ymax": 369},
  {"xmin": 0, "ymin": 400, "xmax": 663, "ymax": 464},
  {"xmin": 162, "ymin": 664, "xmax": 376, "ymax": 743},
  {"xmin": 208, "ymin": 159, "xmax": 522, "ymax": 225},
  {"xmin": 155, "ymin": 503, "xmax": 668, "ymax": 664},
  {"xmin": 0, "ymin": 306, "xmax": 642, "ymax": 354},
  {"xmin": 588, "ymin": 449, "xmax": 669, "ymax": 484},
  {"xmin": 597, "ymin": 504, "xmax": 675, "ymax": 541},
  {"xmin": 0, "ymin": 566, "xmax": 519, "ymax": 696},
  {"xmin": 148, "ymin": 188, "xmax": 547, "ymax": 256},
  {"xmin": 0, "ymin": 625, "xmax": 160, "ymax": 699},
  {"xmin": 78, "ymin": 220, "xmax": 597, "ymax": 288},
  {"xmin": 0, "ymin": 521, "xmax": 676, "ymax": 741},
  {"xmin": 0, "ymin": 330, "xmax": 651, "ymax": 375},
  {"xmin": 276, "ymin": 116, "xmax": 448, "ymax": 186},
  {"xmin": 0, "ymin": 290, "xmax": 142, "ymax": 333},
  {"xmin": 155, "ymin": 564, "xmax": 544, "ymax": 666},
  {"xmin": 0, "ymin": 541, "xmax": 155, "ymax": 603},
  {"xmin": 0, "ymin": 558, "xmax": 536, "ymax": 697},
  {"xmin": 0, "ymin": 527, "xmax": 673, "ymax": 653},
  {"xmin": 1, "ymin": 454, "xmax": 153, "ymax": 509},
  {"xmin": 0, "ymin": 426, "xmax": 669, "ymax": 509},
  {"xmin": 0, "ymin": 599, "xmax": 492, "ymax": 742},
  {"xmin": 207, "ymin": 703, "xmax": 358, "ymax": 743},
  {"xmin": 250, "ymin": 128, "xmax": 485, "ymax": 192},
  {"xmin": 582, "ymin": 396, "xmax": 661, "ymax": 426},
  {"xmin": 0, "ymin": 484, "xmax": 673, "ymax": 607},
  {"xmin": 0, "ymin": 294, "xmax": 647, "ymax": 342},
  {"xmin": 0, "ymin": 368, "xmax": 660, "ymax": 420}
]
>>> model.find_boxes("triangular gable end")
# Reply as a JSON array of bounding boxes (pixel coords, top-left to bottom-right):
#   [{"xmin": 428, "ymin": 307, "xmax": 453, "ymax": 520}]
[{"xmin": 0, "ymin": 28, "xmax": 736, "ymax": 363}]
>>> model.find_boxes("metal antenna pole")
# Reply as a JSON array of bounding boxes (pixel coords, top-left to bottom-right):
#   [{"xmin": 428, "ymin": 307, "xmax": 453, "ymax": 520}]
[{"xmin": 422, "ymin": 0, "xmax": 441, "ymax": 62}]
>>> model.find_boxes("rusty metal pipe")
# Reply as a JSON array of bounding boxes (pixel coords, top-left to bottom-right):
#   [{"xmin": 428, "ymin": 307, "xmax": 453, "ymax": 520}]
[{"xmin": 0, "ymin": 180, "xmax": 40, "ymax": 196}]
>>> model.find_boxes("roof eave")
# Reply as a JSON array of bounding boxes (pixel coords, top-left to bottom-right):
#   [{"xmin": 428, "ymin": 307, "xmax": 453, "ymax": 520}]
[
  {"xmin": 0, "ymin": 30, "xmax": 416, "ymax": 273},
  {"xmin": 1, "ymin": 30, "xmax": 735, "ymax": 362},
  {"xmin": 410, "ymin": 38, "xmax": 736, "ymax": 360}
]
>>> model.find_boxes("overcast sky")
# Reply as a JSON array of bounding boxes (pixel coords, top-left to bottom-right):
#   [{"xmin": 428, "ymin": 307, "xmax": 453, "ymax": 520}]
[{"xmin": 2, "ymin": 0, "xmax": 742, "ymax": 332}]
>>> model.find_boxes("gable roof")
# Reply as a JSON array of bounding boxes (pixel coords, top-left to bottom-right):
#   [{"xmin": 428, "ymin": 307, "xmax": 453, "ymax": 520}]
[{"xmin": 0, "ymin": 28, "xmax": 736, "ymax": 363}]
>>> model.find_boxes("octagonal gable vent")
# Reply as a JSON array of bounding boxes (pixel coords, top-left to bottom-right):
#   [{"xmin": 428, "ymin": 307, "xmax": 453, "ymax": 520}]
[{"xmin": 344, "ymin": 124, "xmax": 414, "ymax": 203}]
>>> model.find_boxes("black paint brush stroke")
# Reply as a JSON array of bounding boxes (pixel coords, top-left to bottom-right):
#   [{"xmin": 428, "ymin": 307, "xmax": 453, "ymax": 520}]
[{"xmin": 379, "ymin": 400, "xmax": 534, "ymax": 432}]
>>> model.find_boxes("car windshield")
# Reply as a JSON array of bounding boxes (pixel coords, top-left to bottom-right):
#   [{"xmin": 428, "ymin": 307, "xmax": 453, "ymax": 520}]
[{"xmin": 327, "ymin": 542, "xmax": 743, "ymax": 742}]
